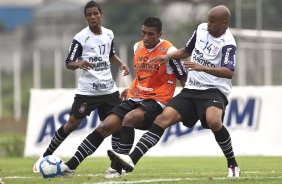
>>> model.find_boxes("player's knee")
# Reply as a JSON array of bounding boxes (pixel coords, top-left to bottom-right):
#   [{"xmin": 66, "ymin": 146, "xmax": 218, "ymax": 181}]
[
  {"xmin": 154, "ymin": 114, "xmax": 170, "ymax": 128},
  {"xmin": 207, "ymin": 119, "xmax": 222, "ymax": 132},
  {"xmin": 96, "ymin": 121, "xmax": 118, "ymax": 138},
  {"xmin": 123, "ymin": 113, "xmax": 139, "ymax": 127}
]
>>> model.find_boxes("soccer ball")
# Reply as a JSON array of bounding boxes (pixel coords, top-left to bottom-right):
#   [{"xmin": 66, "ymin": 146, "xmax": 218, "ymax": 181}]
[{"xmin": 39, "ymin": 155, "xmax": 63, "ymax": 178}]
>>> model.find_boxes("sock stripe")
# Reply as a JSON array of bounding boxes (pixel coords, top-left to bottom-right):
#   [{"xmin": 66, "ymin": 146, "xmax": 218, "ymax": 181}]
[
  {"xmin": 147, "ymin": 132, "xmax": 161, "ymax": 140},
  {"xmin": 85, "ymin": 139, "xmax": 96, "ymax": 149},
  {"xmin": 55, "ymin": 132, "xmax": 64, "ymax": 140},
  {"xmin": 141, "ymin": 136, "xmax": 157, "ymax": 146},
  {"xmin": 217, "ymin": 136, "xmax": 231, "ymax": 144},
  {"xmin": 112, "ymin": 137, "xmax": 119, "ymax": 141},
  {"xmin": 136, "ymin": 146, "xmax": 145, "ymax": 155},
  {"xmin": 226, "ymin": 155, "xmax": 234, "ymax": 159},
  {"xmin": 49, "ymin": 144, "xmax": 56, "ymax": 149},
  {"xmin": 221, "ymin": 144, "xmax": 232, "ymax": 151},
  {"xmin": 74, "ymin": 156, "xmax": 81, "ymax": 164},
  {"xmin": 81, "ymin": 142, "xmax": 93, "ymax": 154},
  {"xmin": 77, "ymin": 150, "xmax": 84, "ymax": 158},
  {"xmin": 79, "ymin": 145, "xmax": 88, "ymax": 155},
  {"xmin": 52, "ymin": 140, "xmax": 61, "ymax": 146},
  {"xmin": 140, "ymin": 141, "xmax": 149, "ymax": 150}
]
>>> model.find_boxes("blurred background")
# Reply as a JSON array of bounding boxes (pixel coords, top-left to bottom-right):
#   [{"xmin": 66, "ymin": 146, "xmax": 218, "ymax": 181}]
[{"xmin": 0, "ymin": 0, "xmax": 282, "ymax": 157}]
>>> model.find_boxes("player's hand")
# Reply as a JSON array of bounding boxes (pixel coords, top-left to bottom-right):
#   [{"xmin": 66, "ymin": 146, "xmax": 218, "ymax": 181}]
[
  {"xmin": 148, "ymin": 55, "xmax": 167, "ymax": 65},
  {"xmin": 183, "ymin": 61, "xmax": 205, "ymax": 71},
  {"xmin": 78, "ymin": 60, "xmax": 93, "ymax": 71},
  {"xmin": 120, "ymin": 64, "xmax": 130, "ymax": 76},
  {"xmin": 120, "ymin": 88, "xmax": 128, "ymax": 100}
]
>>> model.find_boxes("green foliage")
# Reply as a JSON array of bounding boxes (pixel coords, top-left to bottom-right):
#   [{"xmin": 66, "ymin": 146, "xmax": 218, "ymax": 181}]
[
  {"xmin": 103, "ymin": 1, "xmax": 160, "ymax": 36},
  {"xmin": 1, "ymin": 72, "xmax": 15, "ymax": 117},
  {"xmin": 0, "ymin": 133, "xmax": 25, "ymax": 157},
  {"xmin": 0, "ymin": 156, "xmax": 282, "ymax": 184}
]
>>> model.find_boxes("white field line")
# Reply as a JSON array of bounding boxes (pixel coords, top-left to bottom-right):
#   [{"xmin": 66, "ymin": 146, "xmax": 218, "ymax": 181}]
[
  {"xmin": 2, "ymin": 173, "xmax": 105, "ymax": 179},
  {"xmin": 93, "ymin": 176, "xmax": 282, "ymax": 184},
  {"xmin": 3, "ymin": 171, "xmax": 282, "ymax": 182}
]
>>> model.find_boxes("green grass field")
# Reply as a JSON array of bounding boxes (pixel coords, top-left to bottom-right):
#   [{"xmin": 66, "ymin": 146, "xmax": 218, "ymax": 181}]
[{"xmin": 0, "ymin": 156, "xmax": 282, "ymax": 184}]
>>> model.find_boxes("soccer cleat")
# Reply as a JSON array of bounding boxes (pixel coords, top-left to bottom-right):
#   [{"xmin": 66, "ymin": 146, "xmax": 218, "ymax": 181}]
[
  {"xmin": 107, "ymin": 150, "xmax": 134, "ymax": 172},
  {"xmin": 105, "ymin": 167, "xmax": 121, "ymax": 179},
  {"xmin": 32, "ymin": 156, "xmax": 43, "ymax": 173},
  {"xmin": 227, "ymin": 165, "xmax": 240, "ymax": 178},
  {"xmin": 61, "ymin": 163, "xmax": 74, "ymax": 177},
  {"xmin": 106, "ymin": 167, "xmax": 116, "ymax": 173}
]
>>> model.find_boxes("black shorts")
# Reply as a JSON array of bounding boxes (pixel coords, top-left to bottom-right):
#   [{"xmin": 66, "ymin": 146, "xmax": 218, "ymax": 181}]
[
  {"xmin": 69, "ymin": 91, "xmax": 121, "ymax": 121},
  {"xmin": 110, "ymin": 99, "xmax": 163, "ymax": 130},
  {"xmin": 167, "ymin": 88, "xmax": 228, "ymax": 129}
]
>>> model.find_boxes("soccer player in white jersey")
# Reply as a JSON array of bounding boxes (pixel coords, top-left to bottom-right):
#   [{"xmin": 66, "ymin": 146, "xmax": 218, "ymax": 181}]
[
  {"xmin": 33, "ymin": 0, "xmax": 129, "ymax": 173},
  {"xmin": 107, "ymin": 5, "xmax": 240, "ymax": 178}
]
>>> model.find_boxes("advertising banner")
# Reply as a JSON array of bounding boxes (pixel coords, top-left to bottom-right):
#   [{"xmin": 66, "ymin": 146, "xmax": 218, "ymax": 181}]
[{"xmin": 24, "ymin": 86, "xmax": 282, "ymax": 157}]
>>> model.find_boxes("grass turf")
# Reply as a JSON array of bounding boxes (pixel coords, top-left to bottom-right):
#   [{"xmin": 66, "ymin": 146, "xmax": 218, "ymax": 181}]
[{"xmin": 0, "ymin": 156, "xmax": 282, "ymax": 184}]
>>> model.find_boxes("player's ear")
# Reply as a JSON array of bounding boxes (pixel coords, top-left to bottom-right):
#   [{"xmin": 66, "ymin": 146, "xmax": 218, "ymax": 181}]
[{"xmin": 158, "ymin": 31, "xmax": 162, "ymax": 38}]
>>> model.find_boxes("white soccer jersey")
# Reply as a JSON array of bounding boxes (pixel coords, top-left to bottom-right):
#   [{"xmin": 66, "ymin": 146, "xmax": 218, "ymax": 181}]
[
  {"xmin": 66, "ymin": 26, "xmax": 118, "ymax": 96},
  {"xmin": 185, "ymin": 23, "xmax": 236, "ymax": 97}
]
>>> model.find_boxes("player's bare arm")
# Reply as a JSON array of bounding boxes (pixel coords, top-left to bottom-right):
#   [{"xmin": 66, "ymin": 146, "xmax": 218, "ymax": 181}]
[
  {"xmin": 184, "ymin": 62, "xmax": 233, "ymax": 79},
  {"xmin": 110, "ymin": 54, "xmax": 130, "ymax": 76},
  {"xmin": 180, "ymin": 77, "xmax": 187, "ymax": 87},
  {"xmin": 149, "ymin": 47, "xmax": 191, "ymax": 64},
  {"xmin": 120, "ymin": 88, "xmax": 128, "ymax": 100},
  {"xmin": 66, "ymin": 60, "xmax": 93, "ymax": 71}
]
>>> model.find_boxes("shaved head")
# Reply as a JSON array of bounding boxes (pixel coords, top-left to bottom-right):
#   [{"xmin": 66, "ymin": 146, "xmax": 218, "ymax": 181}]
[
  {"xmin": 209, "ymin": 5, "xmax": 231, "ymax": 22},
  {"xmin": 207, "ymin": 5, "xmax": 231, "ymax": 37}
]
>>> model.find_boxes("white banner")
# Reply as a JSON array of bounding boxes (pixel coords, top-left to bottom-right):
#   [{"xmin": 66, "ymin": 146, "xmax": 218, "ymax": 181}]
[{"xmin": 24, "ymin": 86, "xmax": 282, "ymax": 157}]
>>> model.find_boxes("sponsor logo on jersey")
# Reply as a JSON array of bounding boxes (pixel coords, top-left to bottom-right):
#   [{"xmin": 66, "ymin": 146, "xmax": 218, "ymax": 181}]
[
  {"xmin": 88, "ymin": 57, "xmax": 110, "ymax": 71},
  {"xmin": 84, "ymin": 36, "xmax": 90, "ymax": 43},
  {"xmin": 224, "ymin": 47, "xmax": 232, "ymax": 65},
  {"xmin": 159, "ymin": 46, "xmax": 166, "ymax": 52},
  {"xmin": 135, "ymin": 60, "xmax": 160, "ymax": 74},
  {"xmin": 167, "ymin": 80, "xmax": 174, "ymax": 84},
  {"xmin": 137, "ymin": 75, "xmax": 150, "ymax": 82},
  {"xmin": 171, "ymin": 59, "xmax": 184, "ymax": 75},
  {"xmin": 212, "ymin": 45, "xmax": 220, "ymax": 55},
  {"xmin": 70, "ymin": 43, "xmax": 79, "ymax": 60},
  {"xmin": 89, "ymin": 56, "xmax": 103, "ymax": 62},
  {"xmin": 188, "ymin": 78, "xmax": 215, "ymax": 88},
  {"xmin": 193, "ymin": 49, "xmax": 215, "ymax": 67},
  {"xmin": 186, "ymin": 30, "xmax": 196, "ymax": 47},
  {"xmin": 90, "ymin": 61, "xmax": 110, "ymax": 71},
  {"xmin": 137, "ymin": 83, "xmax": 153, "ymax": 92},
  {"xmin": 93, "ymin": 80, "xmax": 115, "ymax": 90},
  {"xmin": 107, "ymin": 33, "xmax": 113, "ymax": 39},
  {"xmin": 136, "ymin": 56, "xmax": 149, "ymax": 62}
]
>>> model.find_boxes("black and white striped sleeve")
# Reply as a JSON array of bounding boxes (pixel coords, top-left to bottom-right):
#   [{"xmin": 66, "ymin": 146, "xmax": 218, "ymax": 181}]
[{"xmin": 65, "ymin": 39, "xmax": 83, "ymax": 63}]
